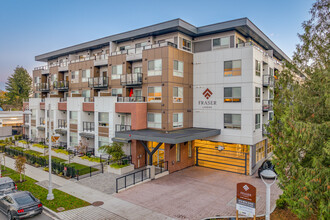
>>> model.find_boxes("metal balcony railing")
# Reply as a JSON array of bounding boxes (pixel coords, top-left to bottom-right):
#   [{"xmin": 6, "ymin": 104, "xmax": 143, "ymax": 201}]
[
  {"xmin": 88, "ymin": 77, "xmax": 108, "ymax": 88},
  {"xmin": 59, "ymin": 97, "xmax": 67, "ymax": 102},
  {"xmin": 115, "ymin": 124, "xmax": 131, "ymax": 132},
  {"xmin": 83, "ymin": 122, "xmax": 95, "ymax": 132},
  {"xmin": 58, "ymin": 119, "xmax": 67, "ymax": 129},
  {"xmin": 116, "ymin": 96, "xmax": 145, "ymax": 102},
  {"xmin": 263, "ymin": 75, "xmax": 275, "ymax": 87},
  {"xmin": 39, "ymin": 117, "xmax": 45, "ymax": 125},
  {"xmin": 111, "ymin": 42, "xmax": 177, "ymax": 56},
  {"xmin": 36, "ymin": 83, "xmax": 50, "ymax": 92},
  {"xmin": 84, "ymin": 97, "xmax": 94, "ymax": 102},
  {"xmin": 53, "ymin": 81, "xmax": 69, "ymax": 90},
  {"xmin": 262, "ymin": 124, "xmax": 270, "ymax": 136},
  {"xmin": 263, "ymin": 100, "xmax": 273, "ymax": 111},
  {"xmin": 120, "ymin": 73, "xmax": 142, "ymax": 86}
]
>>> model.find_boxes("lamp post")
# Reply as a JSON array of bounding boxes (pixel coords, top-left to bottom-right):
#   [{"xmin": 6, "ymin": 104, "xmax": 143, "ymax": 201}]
[
  {"xmin": 47, "ymin": 104, "xmax": 54, "ymax": 200},
  {"xmin": 23, "ymin": 109, "xmax": 32, "ymax": 142},
  {"xmin": 260, "ymin": 169, "xmax": 277, "ymax": 220}
]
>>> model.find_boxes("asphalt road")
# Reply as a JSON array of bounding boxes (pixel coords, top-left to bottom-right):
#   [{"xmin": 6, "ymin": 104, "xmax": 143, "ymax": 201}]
[{"xmin": 0, "ymin": 211, "xmax": 53, "ymax": 220}]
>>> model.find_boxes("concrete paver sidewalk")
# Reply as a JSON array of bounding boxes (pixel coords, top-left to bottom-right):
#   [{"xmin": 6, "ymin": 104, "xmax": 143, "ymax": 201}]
[{"xmin": 3, "ymin": 155, "xmax": 172, "ymax": 220}]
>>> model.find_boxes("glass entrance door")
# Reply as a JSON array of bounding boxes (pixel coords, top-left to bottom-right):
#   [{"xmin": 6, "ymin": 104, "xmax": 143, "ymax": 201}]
[{"xmin": 147, "ymin": 142, "xmax": 165, "ymax": 167}]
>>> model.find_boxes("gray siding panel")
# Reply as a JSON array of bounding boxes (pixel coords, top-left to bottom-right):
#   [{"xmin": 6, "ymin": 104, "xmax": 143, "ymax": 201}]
[{"xmin": 193, "ymin": 40, "xmax": 212, "ymax": 53}]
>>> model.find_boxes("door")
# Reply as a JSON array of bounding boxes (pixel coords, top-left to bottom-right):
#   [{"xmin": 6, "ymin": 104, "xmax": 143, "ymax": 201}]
[{"xmin": 147, "ymin": 142, "xmax": 165, "ymax": 167}]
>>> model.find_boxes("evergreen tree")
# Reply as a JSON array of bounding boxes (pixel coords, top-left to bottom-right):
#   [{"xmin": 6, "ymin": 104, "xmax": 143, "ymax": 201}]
[
  {"xmin": 269, "ymin": 0, "xmax": 329, "ymax": 219},
  {"xmin": 5, "ymin": 66, "xmax": 32, "ymax": 108}
]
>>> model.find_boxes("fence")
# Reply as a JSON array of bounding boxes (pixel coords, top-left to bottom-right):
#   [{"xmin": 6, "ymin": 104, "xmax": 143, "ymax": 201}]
[
  {"xmin": 76, "ymin": 163, "xmax": 104, "ymax": 180},
  {"xmin": 103, "ymin": 155, "xmax": 132, "ymax": 166},
  {"xmin": 154, "ymin": 161, "xmax": 168, "ymax": 175},
  {"xmin": 4, "ymin": 147, "xmax": 47, "ymax": 167},
  {"xmin": 116, "ymin": 167, "xmax": 150, "ymax": 193}
]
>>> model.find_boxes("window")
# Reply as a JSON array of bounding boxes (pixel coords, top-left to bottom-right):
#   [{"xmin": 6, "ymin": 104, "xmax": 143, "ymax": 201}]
[
  {"xmin": 213, "ymin": 36, "xmax": 230, "ymax": 48},
  {"xmin": 176, "ymin": 144, "xmax": 181, "ymax": 161},
  {"xmin": 224, "ymin": 60, "xmax": 241, "ymax": 76},
  {"xmin": 255, "ymin": 87, "xmax": 261, "ymax": 102},
  {"xmin": 50, "ymin": 74, "xmax": 57, "ymax": 84},
  {"xmin": 71, "ymin": 71, "xmax": 79, "ymax": 83},
  {"xmin": 34, "ymin": 77, "xmax": 40, "ymax": 84},
  {"xmin": 255, "ymin": 60, "xmax": 261, "ymax": 76},
  {"xmin": 31, "ymin": 109, "xmax": 36, "ymax": 120},
  {"xmin": 256, "ymin": 141, "xmax": 265, "ymax": 163},
  {"xmin": 70, "ymin": 132, "xmax": 78, "ymax": 148},
  {"xmin": 173, "ymin": 87, "xmax": 183, "ymax": 103},
  {"xmin": 112, "ymin": 65, "xmax": 122, "ymax": 80},
  {"xmin": 135, "ymin": 42, "xmax": 148, "ymax": 48},
  {"xmin": 119, "ymin": 45, "xmax": 130, "ymax": 51},
  {"xmin": 148, "ymin": 59, "xmax": 162, "ymax": 76},
  {"xmin": 98, "ymin": 112, "xmax": 109, "ymax": 127},
  {"xmin": 82, "ymin": 69, "xmax": 90, "ymax": 82},
  {"xmin": 70, "ymin": 111, "xmax": 78, "ymax": 124},
  {"xmin": 269, "ymin": 67, "xmax": 274, "ymax": 76},
  {"xmin": 255, "ymin": 114, "xmax": 261, "ymax": 129},
  {"xmin": 269, "ymin": 89, "xmax": 274, "ymax": 100},
  {"xmin": 173, "ymin": 60, "xmax": 183, "ymax": 77},
  {"xmin": 71, "ymin": 90, "xmax": 79, "ymax": 96},
  {"xmin": 148, "ymin": 87, "xmax": 162, "ymax": 102},
  {"xmin": 50, "ymin": 91, "xmax": 58, "ymax": 95},
  {"xmin": 269, "ymin": 112, "xmax": 274, "ymax": 121},
  {"xmin": 111, "ymin": 88, "xmax": 122, "ymax": 96},
  {"xmin": 224, "ymin": 87, "xmax": 241, "ymax": 102},
  {"xmin": 134, "ymin": 67, "xmax": 142, "ymax": 74},
  {"xmin": 98, "ymin": 136, "xmax": 109, "ymax": 148},
  {"xmin": 147, "ymin": 113, "xmax": 161, "ymax": 129},
  {"xmin": 182, "ymin": 38, "xmax": 191, "ymax": 51},
  {"xmin": 173, "ymin": 113, "xmax": 183, "ymax": 128},
  {"xmin": 188, "ymin": 141, "xmax": 192, "ymax": 158},
  {"xmin": 224, "ymin": 114, "xmax": 241, "ymax": 129}
]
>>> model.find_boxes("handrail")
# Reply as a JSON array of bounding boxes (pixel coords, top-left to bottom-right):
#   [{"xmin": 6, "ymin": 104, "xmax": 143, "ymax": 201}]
[
  {"xmin": 116, "ymin": 96, "xmax": 145, "ymax": 102},
  {"xmin": 83, "ymin": 121, "xmax": 94, "ymax": 132},
  {"xmin": 115, "ymin": 124, "xmax": 131, "ymax": 132},
  {"xmin": 120, "ymin": 73, "xmax": 143, "ymax": 86},
  {"xmin": 88, "ymin": 77, "xmax": 108, "ymax": 88},
  {"xmin": 53, "ymin": 81, "xmax": 69, "ymax": 89},
  {"xmin": 116, "ymin": 167, "xmax": 150, "ymax": 193},
  {"xmin": 58, "ymin": 119, "xmax": 67, "ymax": 128},
  {"xmin": 111, "ymin": 41, "xmax": 177, "ymax": 56}
]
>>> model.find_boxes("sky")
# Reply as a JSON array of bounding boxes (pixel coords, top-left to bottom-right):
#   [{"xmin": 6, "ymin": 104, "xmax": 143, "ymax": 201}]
[{"xmin": 0, "ymin": 0, "xmax": 314, "ymax": 84}]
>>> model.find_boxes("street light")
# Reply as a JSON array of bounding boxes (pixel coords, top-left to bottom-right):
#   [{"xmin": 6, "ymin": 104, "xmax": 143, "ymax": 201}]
[
  {"xmin": 260, "ymin": 169, "xmax": 277, "ymax": 220},
  {"xmin": 47, "ymin": 104, "xmax": 54, "ymax": 200}
]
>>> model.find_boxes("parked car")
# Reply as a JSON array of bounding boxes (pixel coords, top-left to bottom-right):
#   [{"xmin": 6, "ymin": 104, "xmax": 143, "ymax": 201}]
[
  {"xmin": 0, "ymin": 191, "xmax": 42, "ymax": 219},
  {"xmin": 258, "ymin": 160, "xmax": 276, "ymax": 178},
  {"xmin": 0, "ymin": 177, "xmax": 17, "ymax": 197}
]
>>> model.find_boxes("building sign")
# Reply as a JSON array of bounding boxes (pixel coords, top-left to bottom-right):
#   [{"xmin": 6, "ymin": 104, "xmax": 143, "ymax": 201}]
[
  {"xmin": 198, "ymin": 88, "xmax": 216, "ymax": 109},
  {"xmin": 236, "ymin": 182, "xmax": 256, "ymax": 217}
]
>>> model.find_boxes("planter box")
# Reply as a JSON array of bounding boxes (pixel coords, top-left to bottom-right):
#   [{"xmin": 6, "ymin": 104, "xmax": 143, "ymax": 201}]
[{"xmin": 107, "ymin": 164, "xmax": 134, "ymax": 175}]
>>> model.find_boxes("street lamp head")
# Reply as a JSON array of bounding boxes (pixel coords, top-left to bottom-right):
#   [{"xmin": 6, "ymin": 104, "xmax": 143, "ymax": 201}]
[{"xmin": 260, "ymin": 169, "xmax": 277, "ymax": 179}]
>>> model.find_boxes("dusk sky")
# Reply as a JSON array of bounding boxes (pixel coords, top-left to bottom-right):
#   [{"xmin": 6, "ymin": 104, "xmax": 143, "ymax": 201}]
[{"xmin": 0, "ymin": 0, "xmax": 313, "ymax": 84}]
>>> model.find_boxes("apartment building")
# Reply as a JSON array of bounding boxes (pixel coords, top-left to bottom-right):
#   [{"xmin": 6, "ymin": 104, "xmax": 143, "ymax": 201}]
[{"xmin": 23, "ymin": 18, "xmax": 288, "ymax": 175}]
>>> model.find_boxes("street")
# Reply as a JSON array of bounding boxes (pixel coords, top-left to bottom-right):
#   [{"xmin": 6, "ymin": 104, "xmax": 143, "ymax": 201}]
[{"xmin": 0, "ymin": 211, "xmax": 53, "ymax": 220}]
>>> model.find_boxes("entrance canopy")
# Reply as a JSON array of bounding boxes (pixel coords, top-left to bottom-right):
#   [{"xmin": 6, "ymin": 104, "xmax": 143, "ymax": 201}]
[{"xmin": 115, "ymin": 127, "xmax": 221, "ymax": 144}]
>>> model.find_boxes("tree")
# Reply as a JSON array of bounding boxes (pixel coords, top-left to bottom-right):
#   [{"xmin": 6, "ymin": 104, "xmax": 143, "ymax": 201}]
[
  {"xmin": 5, "ymin": 66, "xmax": 32, "ymax": 109},
  {"xmin": 99, "ymin": 142, "xmax": 125, "ymax": 164},
  {"xmin": 0, "ymin": 90, "xmax": 7, "ymax": 109},
  {"xmin": 269, "ymin": 0, "xmax": 329, "ymax": 219},
  {"xmin": 75, "ymin": 139, "xmax": 88, "ymax": 155},
  {"xmin": 15, "ymin": 156, "xmax": 26, "ymax": 183}
]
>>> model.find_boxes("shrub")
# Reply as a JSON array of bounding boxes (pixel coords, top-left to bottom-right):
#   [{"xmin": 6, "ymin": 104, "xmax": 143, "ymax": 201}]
[
  {"xmin": 43, "ymin": 167, "xmax": 49, "ymax": 172},
  {"xmin": 276, "ymin": 197, "xmax": 287, "ymax": 209},
  {"xmin": 81, "ymin": 155, "xmax": 104, "ymax": 163},
  {"xmin": 52, "ymin": 149, "xmax": 69, "ymax": 155},
  {"xmin": 110, "ymin": 163, "xmax": 129, "ymax": 169},
  {"xmin": 32, "ymin": 144, "xmax": 48, "ymax": 149},
  {"xmin": 19, "ymin": 140, "xmax": 28, "ymax": 145}
]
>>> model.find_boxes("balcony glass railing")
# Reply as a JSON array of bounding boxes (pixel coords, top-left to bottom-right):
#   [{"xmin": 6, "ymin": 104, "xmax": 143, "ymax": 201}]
[
  {"xmin": 262, "ymin": 100, "xmax": 273, "ymax": 111},
  {"xmin": 263, "ymin": 75, "xmax": 275, "ymax": 87},
  {"xmin": 115, "ymin": 124, "xmax": 131, "ymax": 132},
  {"xmin": 120, "ymin": 73, "xmax": 143, "ymax": 86},
  {"xmin": 111, "ymin": 42, "xmax": 177, "ymax": 56},
  {"xmin": 58, "ymin": 119, "xmax": 67, "ymax": 129},
  {"xmin": 117, "ymin": 96, "xmax": 145, "ymax": 102},
  {"xmin": 88, "ymin": 77, "xmax": 108, "ymax": 88},
  {"xmin": 83, "ymin": 122, "xmax": 94, "ymax": 132},
  {"xmin": 53, "ymin": 81, "xmax": 69, "ymax": 90}
]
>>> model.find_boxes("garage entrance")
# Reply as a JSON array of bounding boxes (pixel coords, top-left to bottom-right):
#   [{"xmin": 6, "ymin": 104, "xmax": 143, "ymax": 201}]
[{"xmin": 195, "ymin": 140, "xmax": 249, "ymax": 175}]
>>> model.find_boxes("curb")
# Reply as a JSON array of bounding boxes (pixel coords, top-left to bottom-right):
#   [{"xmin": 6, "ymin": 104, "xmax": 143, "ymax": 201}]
[{"xmin": 43, "ymin": 206, "xmax": 61, "ymax": 220}]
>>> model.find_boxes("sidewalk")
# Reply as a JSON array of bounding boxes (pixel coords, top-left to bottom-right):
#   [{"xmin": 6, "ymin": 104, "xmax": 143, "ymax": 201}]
[{"xmin": 3, "ymin": 155, "xmax": 173, "ymax": 220}]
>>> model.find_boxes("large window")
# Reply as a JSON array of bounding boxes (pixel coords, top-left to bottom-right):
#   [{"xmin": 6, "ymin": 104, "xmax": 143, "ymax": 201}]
[
  {"xmin": 70, "ymin": 132, "xmax": 78, "ymax": 148},
  {"xmin": 173, "ymin": 113, "xmax": 183, "ymax": 128},
  {"xmin": 173, "ymin": 60, "xmax": 183, "ymax": 77},
  {"xmin": 51, "ymin": 74, "xmax": 57, "ymax": 84},
  {"xmin": 224, "ymin": 114, "xmax": 241, "ymax": 129},
  {"xmin": 111, "ymin": 88, "xmax": 122, "ymax": 96},
  {"xmin": 31, "ymin": 109, "xmax": 36, "ymax": 120},
  {"xmin": 188, "ymin": 141, "xmax": 192, "ymax": 158},
  {"xmin": 98, "ymin": 136, "xmax": 109, "ymax": 148},
  {"xmin": 255, "ymin": 87, "xmax": 261, "ymax": 103},
  {"xmin": 255, "ymin": 114, "xmax": 261, "ymax": 129},
  {"xmin": 269, "ymin": 112, "xmax": 274, "ymax": 121},
  {"xmin": 173, "ymin": 87, "xmax": 183, "ymax": 103},
  {"xmin": 176, "ymin": 144, "xmax": 181, "ymax": 161},
  {"xmin": 98, "ymin": 112, "xmax": 109, "ymax": 127},
  {"xmin": 213, "ymin": 36, "xmax": 230, "ymax": 48},
  {"xmin": 256, "ymin": 141, "xmax": 265, "ymax": 163},
  {"xmin": 182, "ymin": 38, "xmax": 191, "ymax": 51},
  {"xmin": 224, "ymin": 87, "xmax": 241, "ymax": 102},
  {"xmin": 112, "ymin": 65, "xmax": 123, "ymax": 80},
  {"xmin": 82, "ymin": 69, "xmax": 91, "ymax": 82},
  {"xmin": 255, "ymin": 60, "xmax": 261, "ymax": 76},
  {"xmin": 147, "ymin": 113, "xmax": 162, "ymax": 129},
  {"xmin": 71, "ymin": 71, "xmax": 79, "ymax": 83},
  {"xmin": 148, "ymin": 87, "xmax": 162, "ymax": 102},
  {"xmin": 70, "ymin": 111, "xmax": 78, "ymax": 124},
  {"xmin": 148, "ymin": 59, "xmax": 162, "ymax": 76},
  {"xmin": 224, "ymin": 60, "xmax": 241, "ymax": 76}
]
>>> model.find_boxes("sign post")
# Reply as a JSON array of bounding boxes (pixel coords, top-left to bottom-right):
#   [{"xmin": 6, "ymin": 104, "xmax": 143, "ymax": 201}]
[{"xmin": 236, "ymin": 182, "xmax": 256, "ymax": 220}]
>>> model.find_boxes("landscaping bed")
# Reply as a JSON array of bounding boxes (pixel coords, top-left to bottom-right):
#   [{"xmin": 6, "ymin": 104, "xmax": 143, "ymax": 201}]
[
  {"xmin": 1, "ymin": 166, "xmax": 90, "ymax": 212},
  {"xmin": 69, "ymin": 163, "xmax": 98, "ymax": 176}
]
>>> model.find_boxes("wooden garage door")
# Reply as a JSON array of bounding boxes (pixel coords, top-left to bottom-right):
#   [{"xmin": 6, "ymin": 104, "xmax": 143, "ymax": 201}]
[{"xmin": 195, "ymin": 140, "xmax": 249, "ymax": 175}]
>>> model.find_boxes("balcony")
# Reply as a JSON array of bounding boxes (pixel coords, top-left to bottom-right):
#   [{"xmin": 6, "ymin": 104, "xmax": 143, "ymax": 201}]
[
  {"xmin": 263, "ymin": 100, "xmax": 273, "ymax": 111},
  {"xmin": 115, "ymin": 101, "xmax": 147, "ymax": 130},
  {"xmin": 39, "ymin": 117, "xmax": 45, "ymax": 126},
  {"xmin": 55, "ymin": 119, "xmax": 67, "ymax": 134},
  {"xmin": 34, "ymin": 65, "xmax": 49, "ymax": 75},
  {"xmin": 120, "ymin": 73, "xmax": 142, "ymax": 86},
  {"xmin": 58, "ymin": 98, "xmax": 67, "ymax": 111},
  {"xmin": 115, "ymin": 124, "xmax": 131, "ymax": 132},
  {"xmin": 88, "ymin": 77, "xmax": 108, "ymax": 89},
  {"xmin": 58, "ymin": 62, "xmax": 69, "ymax": 72},
  {"xmin": 263, "ymin": 75, "xmax": 275, "ymax": 87},
  {"xmin": 53, "ymin": 81, "xmax": 69, "ymax": 91},
  {"xmin": 36, "ymin": 83, "xmax": 50, "ymax": 92},
  {"xmin": 94, "ymin": 54, "xmax": 109, "ymax": 66},
  {"xmin": 262, "ymin": 124, "xmax": 270, "ymax": 136},
  {"xmin": 83, "ymin": 98, "xmax": 94, "ymax": 112},
  {"xmin": 117, "ymin": 96, "xmax": 145, "ymax": 102},
  {"xmin": 83, "ymin": 122, "xmax": 95, "ymax": 132}
]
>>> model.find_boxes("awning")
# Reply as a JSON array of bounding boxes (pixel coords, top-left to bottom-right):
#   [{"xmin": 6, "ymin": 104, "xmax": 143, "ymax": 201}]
[
  {"xmin": 112, "ymin": 137, "xmax": 131, "ymax": 143},
  {"xmin": 115, "ymin": 127, "xmax": 220, "ymax": 144}
]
